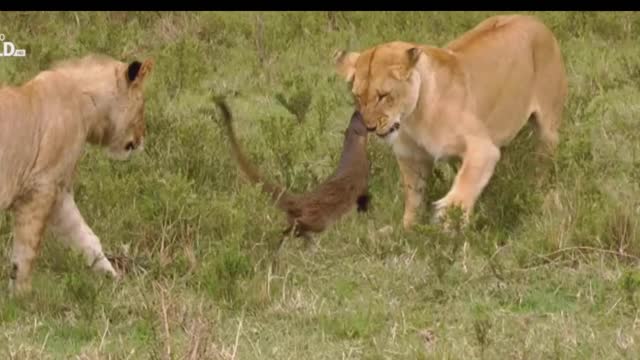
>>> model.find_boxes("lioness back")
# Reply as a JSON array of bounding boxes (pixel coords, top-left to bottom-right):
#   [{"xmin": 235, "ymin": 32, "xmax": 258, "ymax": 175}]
[{"xmin": 444, "ymin": 14, "xmax": 568, "ymax": 147}]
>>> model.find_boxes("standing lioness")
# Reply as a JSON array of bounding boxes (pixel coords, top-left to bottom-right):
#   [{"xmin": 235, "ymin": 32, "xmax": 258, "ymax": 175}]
[
  {"xmin": 0, "ymin": 54, "xmax": 154, "ymax": 295},
  {"xmin": 333, "ymin": 14, "xmax": 568, "ymax": 229}
]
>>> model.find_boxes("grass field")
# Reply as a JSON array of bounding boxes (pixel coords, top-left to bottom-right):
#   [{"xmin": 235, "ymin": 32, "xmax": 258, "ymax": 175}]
[{"xmin": 1, "ymin": 11, "xmax": 640, "ymax": 359}]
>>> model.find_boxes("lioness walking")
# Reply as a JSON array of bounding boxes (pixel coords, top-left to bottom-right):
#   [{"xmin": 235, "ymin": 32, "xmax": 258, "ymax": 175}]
[{"xmin": 0, "ymin": 54, "xmax": 154, "ymax": 295}]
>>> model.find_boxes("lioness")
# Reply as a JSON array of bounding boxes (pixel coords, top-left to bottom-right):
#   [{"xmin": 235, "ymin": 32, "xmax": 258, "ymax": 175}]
[
  {"xmin": 333, "ymin": 14, "xmax": 568, "ymax": 229},
  {"xmin": 0, "ymin": 54, "xmax": 154, "ymax": 295}
]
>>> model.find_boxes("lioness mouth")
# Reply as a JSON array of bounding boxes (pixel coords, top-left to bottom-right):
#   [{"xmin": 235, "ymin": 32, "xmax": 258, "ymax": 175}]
[
  {"xmin": 125, "ymin": 142, "xmax": 136, "ymax": 151},
  {"xmin": 378, "ymin": 122, "xmax": 400, "ymax": 138}
]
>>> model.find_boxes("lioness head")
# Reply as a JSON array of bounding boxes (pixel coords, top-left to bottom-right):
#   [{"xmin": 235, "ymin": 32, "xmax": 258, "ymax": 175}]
[
  {"xmin": 334, "ymin": 42, "xmax": 423, "ymax": 140},
  {"xmin": 104, "ymin": 58, "xmax": 154, "ymax": 161}
]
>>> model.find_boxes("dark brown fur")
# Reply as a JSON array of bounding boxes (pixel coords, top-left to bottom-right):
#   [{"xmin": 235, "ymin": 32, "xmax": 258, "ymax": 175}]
[{"xmin": 214, "ymin": 98, "xmax": 370, "ymax": 242}]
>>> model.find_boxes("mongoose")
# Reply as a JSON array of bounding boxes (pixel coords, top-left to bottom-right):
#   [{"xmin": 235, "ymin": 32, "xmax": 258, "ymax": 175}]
[{"xmin": 213, "ymin": 98, "xmax": 371, "ymax": 246}]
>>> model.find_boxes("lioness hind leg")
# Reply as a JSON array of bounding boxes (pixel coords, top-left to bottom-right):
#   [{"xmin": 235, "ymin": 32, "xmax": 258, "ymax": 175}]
[
  {"xmin": 531, "ymin": 95, "xmax": 564, "ymax": 186},
  {"xmin": 530, "ymin": 110, "xmax": 559, "ymax": 187},
  {"xmin": 433, "ymin": 139, "xmax": 501, "ymax": 227},
  {"xmin": 532, "ymin": 110, "xmax": 560, "ymax": 159},
  {"xmin": 532, "ymin": 57, "xmax": 566, "ymax": 160},
  {"xmin": 9, "ymin": 189, "xmax": 56, "ymax": 295}
]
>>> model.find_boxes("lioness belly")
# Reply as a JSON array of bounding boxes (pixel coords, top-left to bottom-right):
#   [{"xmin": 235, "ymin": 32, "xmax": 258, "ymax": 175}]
[
  {"xmin": 485, "ymin": 97, "xmax": 536, "ymax": 147},
  {"xmin": 473, "ymin": 67, "xmax": 537, "ymax": 147}
]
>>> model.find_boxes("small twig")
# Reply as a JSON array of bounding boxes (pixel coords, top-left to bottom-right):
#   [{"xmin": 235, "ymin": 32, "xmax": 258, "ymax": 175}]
[
  {"xmin": 125, "ymin": 349, "xmax": 136, "ymax": 360},
  {"xmin": 458, "ymin": 244, "xmax": 508, "ymax": 289},
  {"xmin": 98, "ymin": 319, "xmax": 110, "ymax": 352},
  {"xmin": 282, "ymin": 268, "xmax": 292, "ymax": 303},
  {"xmin": 540, "ymin": 246, "xmax": 640, "ymax": 262},
  {"xmin": 511, "ymin": 259, "xmax": 575, "ymax": 273},
  {"xmin": 187, "ymin": 322, "xmax": 202, "ymax": 360},
  {"xmin": 458, "ymin": 244, "xmax": 640, "ymax": 292},
  {"xmin": 606, "ymin": 297, "xmax": 622, "ymax": 315},
  {"xmin": 231, "ymin": 311, "xmax": 245, "ymax": 360},
  {"xmin": 156, "ymin": 284, "xmax": 172, "ymax": 360},
  {"xmin": 462, "ymin": 241, "xmax": 469, "ymax": 273},
  {"xmin": 186, "ymin": 298, "xmax": 207, "ymax": 360},
  {"xmin": 253, "ymin": 14, "xmax": 266, "ymax": 67},
  {"xmin": 38, "ymin": 331, "xmax": 50, "ymax": 356}
]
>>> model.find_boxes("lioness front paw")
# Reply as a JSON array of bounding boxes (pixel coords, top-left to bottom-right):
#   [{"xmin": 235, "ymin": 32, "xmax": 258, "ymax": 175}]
[
  {"xmin": 402, "ymin": 214, "xmax": 416, "ymax": 230},
  {"xmin": 91, "ymin": 256, "xmax": 119, "ymax": 279},
  {"xmin": 432, "ymin": 197, "xmax": 450, "ymax": 223},
  {"xmin": 432, "ymin": 198, "xmax": 470, "ymax": 232}
]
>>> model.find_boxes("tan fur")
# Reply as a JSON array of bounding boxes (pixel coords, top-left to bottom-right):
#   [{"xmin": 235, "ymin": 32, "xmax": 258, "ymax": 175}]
[
  {"xmin": 0, "ymin": 54, "xmax": 154, "ymax": 295},
  {"xmin": 334, "ymin": 14, "xmax": 568, "ymax": 229}
]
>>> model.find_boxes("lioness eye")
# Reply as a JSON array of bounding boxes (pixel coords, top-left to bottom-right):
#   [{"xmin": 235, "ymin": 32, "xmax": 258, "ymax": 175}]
[{"xmin": 377, "ymin": 92, "xmax": 389, "ymax": 102}]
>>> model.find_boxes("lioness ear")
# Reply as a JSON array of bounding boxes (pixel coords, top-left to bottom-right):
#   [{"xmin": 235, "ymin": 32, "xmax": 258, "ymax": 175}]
[
  {"xmin": 392, "ymin": 47, "xmax": 423, "ymax": 80},
  {"xmin": 127, "ymin": 58, "xmax": 154, "ymax": 87},
  {"xmin": 333, "ymin": 49, "xmax": 360, "ymax": 82},
  {"xmin": 406, "ymin": 47, "xmax": 422, "ymax": 69},
  {"xmin": 126, "ymin": 61, "xmax": 142, "ymax": 83}
]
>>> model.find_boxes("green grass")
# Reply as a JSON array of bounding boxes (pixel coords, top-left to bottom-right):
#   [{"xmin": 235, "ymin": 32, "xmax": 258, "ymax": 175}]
[{"xmin": 1, "ymin": 11, "xmax": 640, "ymax": 359}]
